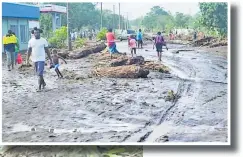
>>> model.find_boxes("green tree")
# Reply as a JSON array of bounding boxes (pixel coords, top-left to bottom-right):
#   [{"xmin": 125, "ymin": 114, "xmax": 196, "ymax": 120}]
[
  {"xmin": 199, "ymin": 2, "xmax": 227, "ymax": 37},
  {"xmin": 149, "ymin": 6, "xmax": 169, "ymax": 16},
  {"xmin": 141, "ymin": 6, "xmax": 171, "ymax": 32},
  {"xmin": 174, "ymin": 12, "xmax": 192, "ymax": 28},
  {"xmin": 48, "ymin": 26, "xmax": 67, "ymax": 48},
  {"xmin": 39, "ymin": 14, "xmax": 53, "ymax": 38}
]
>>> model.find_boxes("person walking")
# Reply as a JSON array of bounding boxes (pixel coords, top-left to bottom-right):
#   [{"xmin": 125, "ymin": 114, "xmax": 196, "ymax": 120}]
[
  {"xmin": 136, "ymin": 29, "xmax": 143, "ymax": 49},
  {"xmin": 3, "ymin": 30, "xmax": 18, "ymax": 71},
  {"xmin": 106, "ymin": 28, "xmax": 119, "ymax": 59},
  {"xmin": 26, "ymin": 27, "xmax": 53, "ymax": 91},
  {"xmin": 153, "ymin": 32, "xmax": 168, "ymax": 61}
]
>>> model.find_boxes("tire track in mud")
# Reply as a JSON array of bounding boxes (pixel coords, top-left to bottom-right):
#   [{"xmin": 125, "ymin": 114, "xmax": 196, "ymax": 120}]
[
  {"xmin": 123, "ymin": 44, "xmax": 228, "ymax": 142},
  {"xmin": 201, "ymin": 92, "xmax": 227, "ymax": 106},
  {"xmin": 157, "ymin": 80, "xmax": 187, "ymax": 125},
  {"xmin": 124, "ymin": 80, "xmax": 189, "ymax": 142},
  {"xmin": 122, "ymin": 51, "xmax": 198, "ymax": 142},
  {"xmin": 129, "ymin": 49, "xmax": 227, "ymax": 142}
]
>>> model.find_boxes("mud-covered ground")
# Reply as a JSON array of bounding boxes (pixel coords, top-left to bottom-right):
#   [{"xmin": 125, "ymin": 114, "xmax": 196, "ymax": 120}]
[
  {"xmin": 0, "ymin": 146, "xmax": 143, "ymax": 157},
  {"xmin": 2, "ymin": 41, "xmax": 228, "ymax": 143}
]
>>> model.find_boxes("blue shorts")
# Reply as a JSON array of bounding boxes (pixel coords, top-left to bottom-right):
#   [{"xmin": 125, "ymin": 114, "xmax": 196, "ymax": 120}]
[
  {"xmin": 54, "ymin": 64, "xmax": 60, "ymax": 69},
  {"xmin": 34, "ymin": 61, "xmax": 45, "ymax": 76}
]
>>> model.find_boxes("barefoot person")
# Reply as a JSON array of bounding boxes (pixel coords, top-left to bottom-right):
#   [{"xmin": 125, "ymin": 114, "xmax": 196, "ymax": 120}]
[
  {"xmin": 106, "ymin": 28, "xmax": 119, "ymax": 59},
  {"xmin": 26, "ymin": 27, "xmax": 53, "ymax": 91},
  {"xmin": 129, "ymin": 35, "xmax": 137, "ymax": 57},
  {"xmin": 50, "ymin": 49, "xmax": 67, "ymax": 78},
  {"xmin": 136, "ymin": 29, "xmax": 143, "ymax": 49},
  {"xmin": 153, "ymin": 32, "xmax": 168, "ymax": 61},
  {"xmin": 3, "ymin": 30, "xmax": 18, "ymax": 71}
]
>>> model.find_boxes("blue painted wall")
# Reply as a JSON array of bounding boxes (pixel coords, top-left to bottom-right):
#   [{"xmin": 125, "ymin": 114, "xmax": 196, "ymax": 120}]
[
  {"xmin": 2, "ymin": 2, "xmax": 40, "ymax": 19},
  {"xmin": 2, "ymin": 3, "xmax": 40, "ymax": 52}
]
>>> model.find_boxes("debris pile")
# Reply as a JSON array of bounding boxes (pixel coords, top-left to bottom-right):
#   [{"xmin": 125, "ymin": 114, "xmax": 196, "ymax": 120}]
[
  {"xmin": 92, "ymin": 65, "xmax": 149, "ymax": 78},
  {"xmin": 142, "ymin": 61, "xmax": 170, "ymax": 73}
]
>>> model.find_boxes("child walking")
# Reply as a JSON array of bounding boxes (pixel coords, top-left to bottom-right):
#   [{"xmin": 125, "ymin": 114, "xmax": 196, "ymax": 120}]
[
  {"xmin": 129, "ymin": 35, "xmax": 137, "ymax": 57},
  {"xmin": 50, "ymin": 49, "xmax": 67, "ymax": 78}
]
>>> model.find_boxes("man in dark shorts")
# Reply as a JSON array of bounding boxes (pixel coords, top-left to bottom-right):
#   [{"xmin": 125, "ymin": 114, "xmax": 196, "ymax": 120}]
[
  {"xmin": 26, "ymin": 27, "xmax": 53, "ymax": 91},
  {"xmin": 153, "ymin": 32, "xmax": 168, "ymax": 61}
]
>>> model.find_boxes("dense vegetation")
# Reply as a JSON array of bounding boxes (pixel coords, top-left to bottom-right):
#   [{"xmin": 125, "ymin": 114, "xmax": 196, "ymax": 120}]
[
  {"xmin": 25, "ymin": 2, "xmax": 227, "ymax": 47},
  {"xmin": 38, "ymin": 3, "xmax": 128, "ymax": 34},
  {"xmin": 130, "ymin": 3, "xmax": 227, "ymax": 38}
]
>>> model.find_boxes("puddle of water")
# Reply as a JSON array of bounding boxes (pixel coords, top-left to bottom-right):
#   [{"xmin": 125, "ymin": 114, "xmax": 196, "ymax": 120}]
[
  {"xmin": 146, "ymin": 122, "xmax": 174, "ymax": 142},
  {"xmin": 11, "ymin": 123, "xmax": 33, "ymax": 133},
  {"xmin": 10, "ymin": 121, "xmax": 142, "ymax": 134}
]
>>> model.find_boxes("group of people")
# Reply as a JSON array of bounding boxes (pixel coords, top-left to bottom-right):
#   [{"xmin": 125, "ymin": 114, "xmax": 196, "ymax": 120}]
[
  {"xmin": 3, "ymin": 27, "xmax": 168, "ymax": 91},
  {"xmin": 105, "ymin": 28, "xmax": 168, "ymax": 61},
  {"xmin": 71, "ymin": 30, "xmax": 96, "ymax": 41},
  {"xmin": 3, "ymin": 27, "xmax": 67, "ymax": 92}
]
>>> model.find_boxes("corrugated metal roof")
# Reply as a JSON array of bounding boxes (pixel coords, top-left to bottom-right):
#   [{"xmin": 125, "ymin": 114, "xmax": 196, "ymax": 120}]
[{"xmin": 2, "ymin": 2, "xmax": 40, "ymax": 19}]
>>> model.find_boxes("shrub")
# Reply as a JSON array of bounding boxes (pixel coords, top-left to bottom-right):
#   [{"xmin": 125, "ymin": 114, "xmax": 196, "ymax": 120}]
[
  {"xmin": 48, "ymin": 26, "xmax": 67, "ymax": 48},
  {"xmin": 74, "ymin": 37, "xmax": 86, "ymax": 49},
  {"xmin": 96, "ymin": 28, "xmax": 108, "ymax": 41}
]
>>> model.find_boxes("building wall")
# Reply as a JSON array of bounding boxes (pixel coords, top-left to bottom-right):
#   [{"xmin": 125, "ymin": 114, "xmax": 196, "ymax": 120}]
[
  {"xmin": 2, "ymin": 18, "xmax": 30, "ymax": 52},
  {"xmin": 2, "ymin": 2, "xmax": 40, "ymax": 52}
]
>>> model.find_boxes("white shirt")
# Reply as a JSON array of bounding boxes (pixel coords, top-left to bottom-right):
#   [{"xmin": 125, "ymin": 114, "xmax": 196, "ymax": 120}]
[
  {"xmin": 75, "ymin": 32, "xmax": 78, "ymax": 38},
  {"xmin": 28, "ymin": 37, "xmax": 48, "ymax": 62}
]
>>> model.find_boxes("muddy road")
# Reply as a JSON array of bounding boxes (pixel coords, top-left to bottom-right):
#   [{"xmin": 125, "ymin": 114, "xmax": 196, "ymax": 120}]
[{"xmin": 2, "ymin": 41, "xmax": 228, "ymax": 143}]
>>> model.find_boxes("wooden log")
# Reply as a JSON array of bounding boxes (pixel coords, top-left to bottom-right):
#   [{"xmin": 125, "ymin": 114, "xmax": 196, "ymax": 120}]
[
  {"xmin": 209, "ymin": 41, "xmax": 227, "ymax": 48},
  {"xmin": 92, "ymin": 65, "xmax": 149, "ymax": 78},
  {"xmin": 58, "ymin": 50, "xmax": 69, "ymax": 58},
  {"xmin": 142, "ymin": 61, "xmax": 170, "ymax": 74},
  {"xmin": 127, "ymin": 56, "xmax": 145, "ymax": 65},
  {"xmin": 172, "ymin": 49, "xmax": 195, "ymax": 54},
  {"xmin": 110, "ymin": 58, "xmax": 128, "ymax": 67},
  {"xmin": 69, "ymin": 43, "xmax": 107, "ymax": 59}
]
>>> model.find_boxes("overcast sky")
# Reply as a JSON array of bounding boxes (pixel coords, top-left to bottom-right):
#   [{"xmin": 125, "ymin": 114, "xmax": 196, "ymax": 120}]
[{"xmin": 97, "ymin": 2, "xmax": 200, "ymax": 20}]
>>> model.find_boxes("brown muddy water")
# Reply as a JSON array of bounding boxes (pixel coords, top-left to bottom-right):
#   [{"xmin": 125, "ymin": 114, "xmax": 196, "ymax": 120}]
[{"xmin": 2, "ymin": 42, "xmax": 228, "ymax": 143}]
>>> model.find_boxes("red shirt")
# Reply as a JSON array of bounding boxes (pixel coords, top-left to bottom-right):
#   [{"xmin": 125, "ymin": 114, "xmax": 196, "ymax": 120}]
[{"xmin": 106, "ymin": 32, "xmax": 115, "ymax": 46}]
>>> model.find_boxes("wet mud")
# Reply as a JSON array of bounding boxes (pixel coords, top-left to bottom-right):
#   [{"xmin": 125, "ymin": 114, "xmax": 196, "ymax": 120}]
[{"xmin": 2, "ymin": 42, "xmax": 228, "ymax": 143}]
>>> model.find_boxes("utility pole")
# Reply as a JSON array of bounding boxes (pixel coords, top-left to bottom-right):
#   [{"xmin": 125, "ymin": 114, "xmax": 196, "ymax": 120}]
[
  {"xmin": 126, "ymin": 12, "xmax": 129, "ymax": 30},
  {"xmin": 113, "ymin": 5, "xmax": 115, "ymax": 29},
  {"xmin": 124, "ymin": 15, "xmax": 126, "ymax": 30},
  {"xmin": 118, "ymin": 3, "xmax": 121, "ymax": 30},
  {"xmin": 100, "ymin": 2, "xmax": 103, "ymax": 30},
  {"xmin": 67, "ymin": 2, "xmax": 72, "ymax": 51}
]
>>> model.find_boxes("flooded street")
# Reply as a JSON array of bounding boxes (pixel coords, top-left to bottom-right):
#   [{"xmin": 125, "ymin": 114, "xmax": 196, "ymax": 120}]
[{"xmin": 2, "ymin": 41, "xmax": 228, "ymax": 143}]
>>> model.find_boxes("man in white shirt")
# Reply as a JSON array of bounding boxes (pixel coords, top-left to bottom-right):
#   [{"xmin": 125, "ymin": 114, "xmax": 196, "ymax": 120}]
[{"xmin": 27, "ymin": 27, "xmax": 53, "ymax": 91}]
